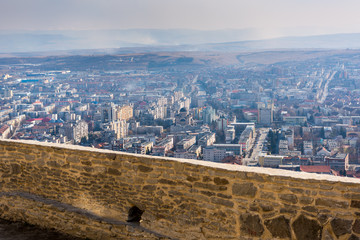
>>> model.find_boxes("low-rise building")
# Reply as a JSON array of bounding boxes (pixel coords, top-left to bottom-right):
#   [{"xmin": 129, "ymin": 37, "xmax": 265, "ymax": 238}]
[
  {"xmin": 176, "ymin": 136, "xmax": 196, "ymax": 150},
  {"xmin": 203, "ymin": 147, "xmax": 226, "ymax": 162},
  {"xmin": 198, "ymin": 133, "xmax": 216, "ymax": 148},
  {"xmin": 259, "ymin": 155, "xmax": 284, "ymax": 167}
]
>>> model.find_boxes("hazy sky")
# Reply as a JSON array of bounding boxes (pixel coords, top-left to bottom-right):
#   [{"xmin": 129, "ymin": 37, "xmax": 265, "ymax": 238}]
[{"xmin": 1, "ymin": 0, "xmax": 360, "ymax": 37}]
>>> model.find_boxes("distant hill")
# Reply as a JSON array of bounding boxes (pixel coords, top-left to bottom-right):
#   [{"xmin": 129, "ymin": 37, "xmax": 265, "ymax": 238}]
[
  {"xmin": 1, "ymin": 29, "xmax": 360, "ymax": 55},
  {"xmin": 198, "ymin": 33, "xmax": 360, "ymax": 51}
]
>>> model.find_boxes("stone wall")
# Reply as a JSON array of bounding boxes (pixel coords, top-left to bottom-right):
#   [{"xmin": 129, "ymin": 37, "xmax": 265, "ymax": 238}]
[{"xmin": 1, "ymin": 139, "xmax": 360, "ymax": 239}]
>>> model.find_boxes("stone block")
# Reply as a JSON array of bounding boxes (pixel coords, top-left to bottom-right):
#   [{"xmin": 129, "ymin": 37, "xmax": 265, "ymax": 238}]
[
  {"xmin": 240, "ymin": 213, "xmax": 264, "ymax": 237},
  {"xmin": 202, "ymin": 176, "xmax": 212, "ymax": 182},
  {"xmin": 289, "ymin": 187, "xmax": 304, "ymax": 194},
  {"xmin": 319, "ymin": 191, "xmax": 340, "ymax": 197},
  {"xmin": 348, "ymin": 234, "xmax": 360, "ymax": 240},
  {"xmin": 210, "ymin": 197, "xmax": 234, "ymax": 208},
  {"xmin": 299, "ymin": 196, "xmax": 314, "ymax": 205},
  {"xmin": 330, "ymin": 218, "xmax": 353, "ymax": 237},
  {"xmin": 264, "ymin": 215, "xmax": 291, "ymax": 238},
  {"xmin": 137, "ymin": 165, "xmax": 153, "ymax": 173},
  {"xmin": 279, "ymin": 193, "xmax": 298, "ymax": 204},
  {"xmin": 302, "ymin": 206, "xmax": 318, "ymax": 213},
  {"xmin": 186, "ymin": 176, "xmax": 199, "ymax": 182},
  {"xmin": 292, "ymin": 214, "xmax": 322, "ymax": 240},
  {"xmin": 142, "ymin": 185, "xmax": 157, "ymax": 191},
  {"xmin": 213, "ymin": 177, "xmax": 229, "ymax": 185},
  {"xmin": 217, "ymin": 193, "xmax": 232, "ymax": 199},
  {"xmin": 10, "ymin": 163, "xmax": 21, "ymax": 175},
  {"xmin": 280, "ymin": 204, "xmax": 298, "ymax": 214},
  {"xmin": 259, "ymin": 191, "xmax": 275, "ymax": 200},
  {"xmin": 25, "ymin": 155, "xmax": 36, "ymax": 161},
  {"xmin": 194, "ymin": 182, "xmax": 227, "ymax": 191},
  {"xmin": 232, "ymin": 183, "xmax": 257, "ymax": 197},
  {"xmin": 315, "ymin": 198, "xmax": 349, "ymax": 209},
  {"xmin": 320, "ymin": 184, "xmax": 334, "ymax": 190},
  {"xmin": 353, "ymin": 219, "xmax": 360, "ymax": 234},
  {"xmin": 351, "ymin": 200, "xmax": 360, "ymax": 209},
  {"xmin": 47, "ymin": 161, "xmax": 61, "ymax": 168},
  {"xmin": 158, "ymin": 179, "xmax": 177, "ymax": 185},
  {"xmin": 107, "ymin": 168, "xmax": 121, "ymax": 176},
  {"xmin": 80, "ymin": 161, "xmax": 92, "ymax": 166}
]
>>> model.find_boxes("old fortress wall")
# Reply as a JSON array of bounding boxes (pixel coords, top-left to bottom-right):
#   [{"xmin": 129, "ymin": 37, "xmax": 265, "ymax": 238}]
[{"xmin": 1, "ymin": 139, "xmax": 360, "ymax": 239}]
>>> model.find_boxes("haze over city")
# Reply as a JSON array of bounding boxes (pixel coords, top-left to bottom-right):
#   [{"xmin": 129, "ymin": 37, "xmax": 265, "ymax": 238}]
[
  {"xmin": 3, "ymin": 1, "xmax": 360, "ymax": 239},
  {"xmin": 2, "ymin": 0, "xmax": 360, "ymax": 52}
]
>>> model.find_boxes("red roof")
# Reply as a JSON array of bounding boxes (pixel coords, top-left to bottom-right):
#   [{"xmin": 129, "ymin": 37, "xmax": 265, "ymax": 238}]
[
  {"xmin": 0, "ymin": 124, "xmax": 9, "ymax": 134},
  {"xmin": 300, "ymin": 165, "xmax": 331, "ymax": 173},
  {"xmin": 42, "ymin": 117, "xmax": 51, "ymax": 122}
]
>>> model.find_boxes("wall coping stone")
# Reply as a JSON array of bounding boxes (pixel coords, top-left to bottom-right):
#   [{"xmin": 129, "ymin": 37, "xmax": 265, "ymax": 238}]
[{"xmin": 2, "ymin": 139, "xmax": 360, "ymax": 184}]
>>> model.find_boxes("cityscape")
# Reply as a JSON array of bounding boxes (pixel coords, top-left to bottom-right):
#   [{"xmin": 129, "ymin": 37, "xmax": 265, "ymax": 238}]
[
  {"xmin": 3, "ymin": 0, "xmax": 360, "ymax": 239},
  {"xmin": 1, "ymin": 49, "xmax": 360, "ymax": 177}
]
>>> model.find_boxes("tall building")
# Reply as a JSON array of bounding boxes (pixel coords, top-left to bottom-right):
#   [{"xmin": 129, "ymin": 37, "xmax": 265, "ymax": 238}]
[
  {"xmin": 117, "ymin": 105, "xmax": 133, "ymax": 121},
  {"xmin": 101, "ymin": 103, "xmax": 117, "ymax": 123},
  {"xmin": 217, "ymin": 116, "xmax": 227, "ymax": 132},
  {"xmin": 59, "ymin": 121, "xmax": 88, "ymax": 143},
  {"xmin": 225, "ymin": 126, "xmax": 235, "ymax": 143},
  {"xmin": 203, "ymin": 106, "xmax": 217, "ymax": 124},
  {"xmin": 110, "ymin": 120, "xmax": 128, "ymax": 139},
  {"xmin": 3, "ymin": 88, "xmax": 13, "ymax": 98},
  {"xmin": 258, "ymin": 102, "xmax": 273, "ymax": 126}
]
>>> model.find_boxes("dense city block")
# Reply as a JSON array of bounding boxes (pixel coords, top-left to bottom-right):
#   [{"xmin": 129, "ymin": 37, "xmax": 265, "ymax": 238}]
[{"xmin": 1, "ymin": 49, "xmax": 360, "ymax": 177}]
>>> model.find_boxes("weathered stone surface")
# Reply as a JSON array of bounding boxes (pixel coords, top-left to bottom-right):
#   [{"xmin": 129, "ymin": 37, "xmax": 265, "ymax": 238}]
[
  {"xmin": 67, "ymin": 156, "xmax": 80, "ymax": 163},
  {"xmin": 194, "ymin": 182, "xmax": 227, "ymax": 191},
  {"xmin": 322, "ymin": 229, "xmax": 335, "ymax": 240},
  {"xmin": 302, "ymin": 205, "xmax": 318, "ymax": 213},
  {"xmin": 315, "ymin": 198, "xmax": 349, "ymax": 208},
  {"xmin": 213, "ymin": 177, "xmax": 229, "ymax": 185},
  {"xmin": 279, "ymin": 193, "xmax": 298, "ymax": 204},
  {"xmin": 202, "ymin": 176, "xmax": 212, "ymax": 182},
  {"xmin": 318, "ymin": 214, "xmax": 330, "ymax": 225},
  {"xmin": 4, "ymin": 140, "xmax": 360, "ymax": 240},
  {"xmin": 352, "ymin": 200, "xmax": 360, "ymax": 209},
  {"xmin": 292, "ymin": 214, "xmax": 322, "ymax": 240},
  {"xmin": 200, "ymin": 191, "xmax": 215, "ymax": 197},
  {"xmin": 264, "ymin": 215, "xmax": 291, "ymax": 238},
  {"xmin": 232, "ymin": 183, "xmax": 257, "ymax": 197},
  {"xmin": 217, "ymin": 193, "xmax": 232, "ymax": 199},
  {"xmin": 107, "ymin": 168, "xmax": 121, "ymax": 176},
  {"xmin": 186, "ymin": 176, "xmax": 198, "ymax": 182},
  {"xmin": 240, "ymin": 213, "xmax": 264, "ymax": 237},
  {"xmin": 10, "ymin": 164, "xmax": 21, "ymax": 174},
  {"xmin": 158, "ymin": 179, "xmax": 177, "ymax": 185},
  {"xmin": 299, "ymin": 195, "xmax": 314, "ymax": 205},
  {"xmin": 210, "ymin": 197, "xmax": 234, "ymax": 208},
  {"xmin": 259, "ymin": 191, "xmax": 275, "ymax": 200},
  {"xmin": 25, "ymin": 154, "xmax": 36, "ymax": 161},
  {"xmin": 280, "ymin": 204, "xmax": 298, "ymax": 214},
  {"xmin": 348, "ymin": 234, "xmax": 360, "ymax": 240},
  {"xmin": 80, "ymin": 160, "xmax": 92, "ymax": 166},
  {"xmin": 345, "ymin": 193, "xmax": 360, "ymax": 200},
  {"xmin": 330, "ymin": 218, "xmax": 353, "ymax": 237},
  {"xmin": 289, "ymin": 187, "xmax": 304, "ymax": 194},
  {"xmin": 259, "ymin": 202, "xmax": 274, "ymax": 212},
  {"xmin": 142, "ymin": 185, "xmax": 156, "ymax": 191},
  {"xmin": 138, "ymin": 165, "xmax": 153, "ymax": 172},
  {"xmin": 320, "ymin": 184, "xmax": 333, "ymax": 190},
  {"xmin": 46, "ymin": 161, "xmax": 60, "ymax": 168},
  {"xmin": 353, "ymin": 219, "xmax": 360, "ymax": 234}
]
